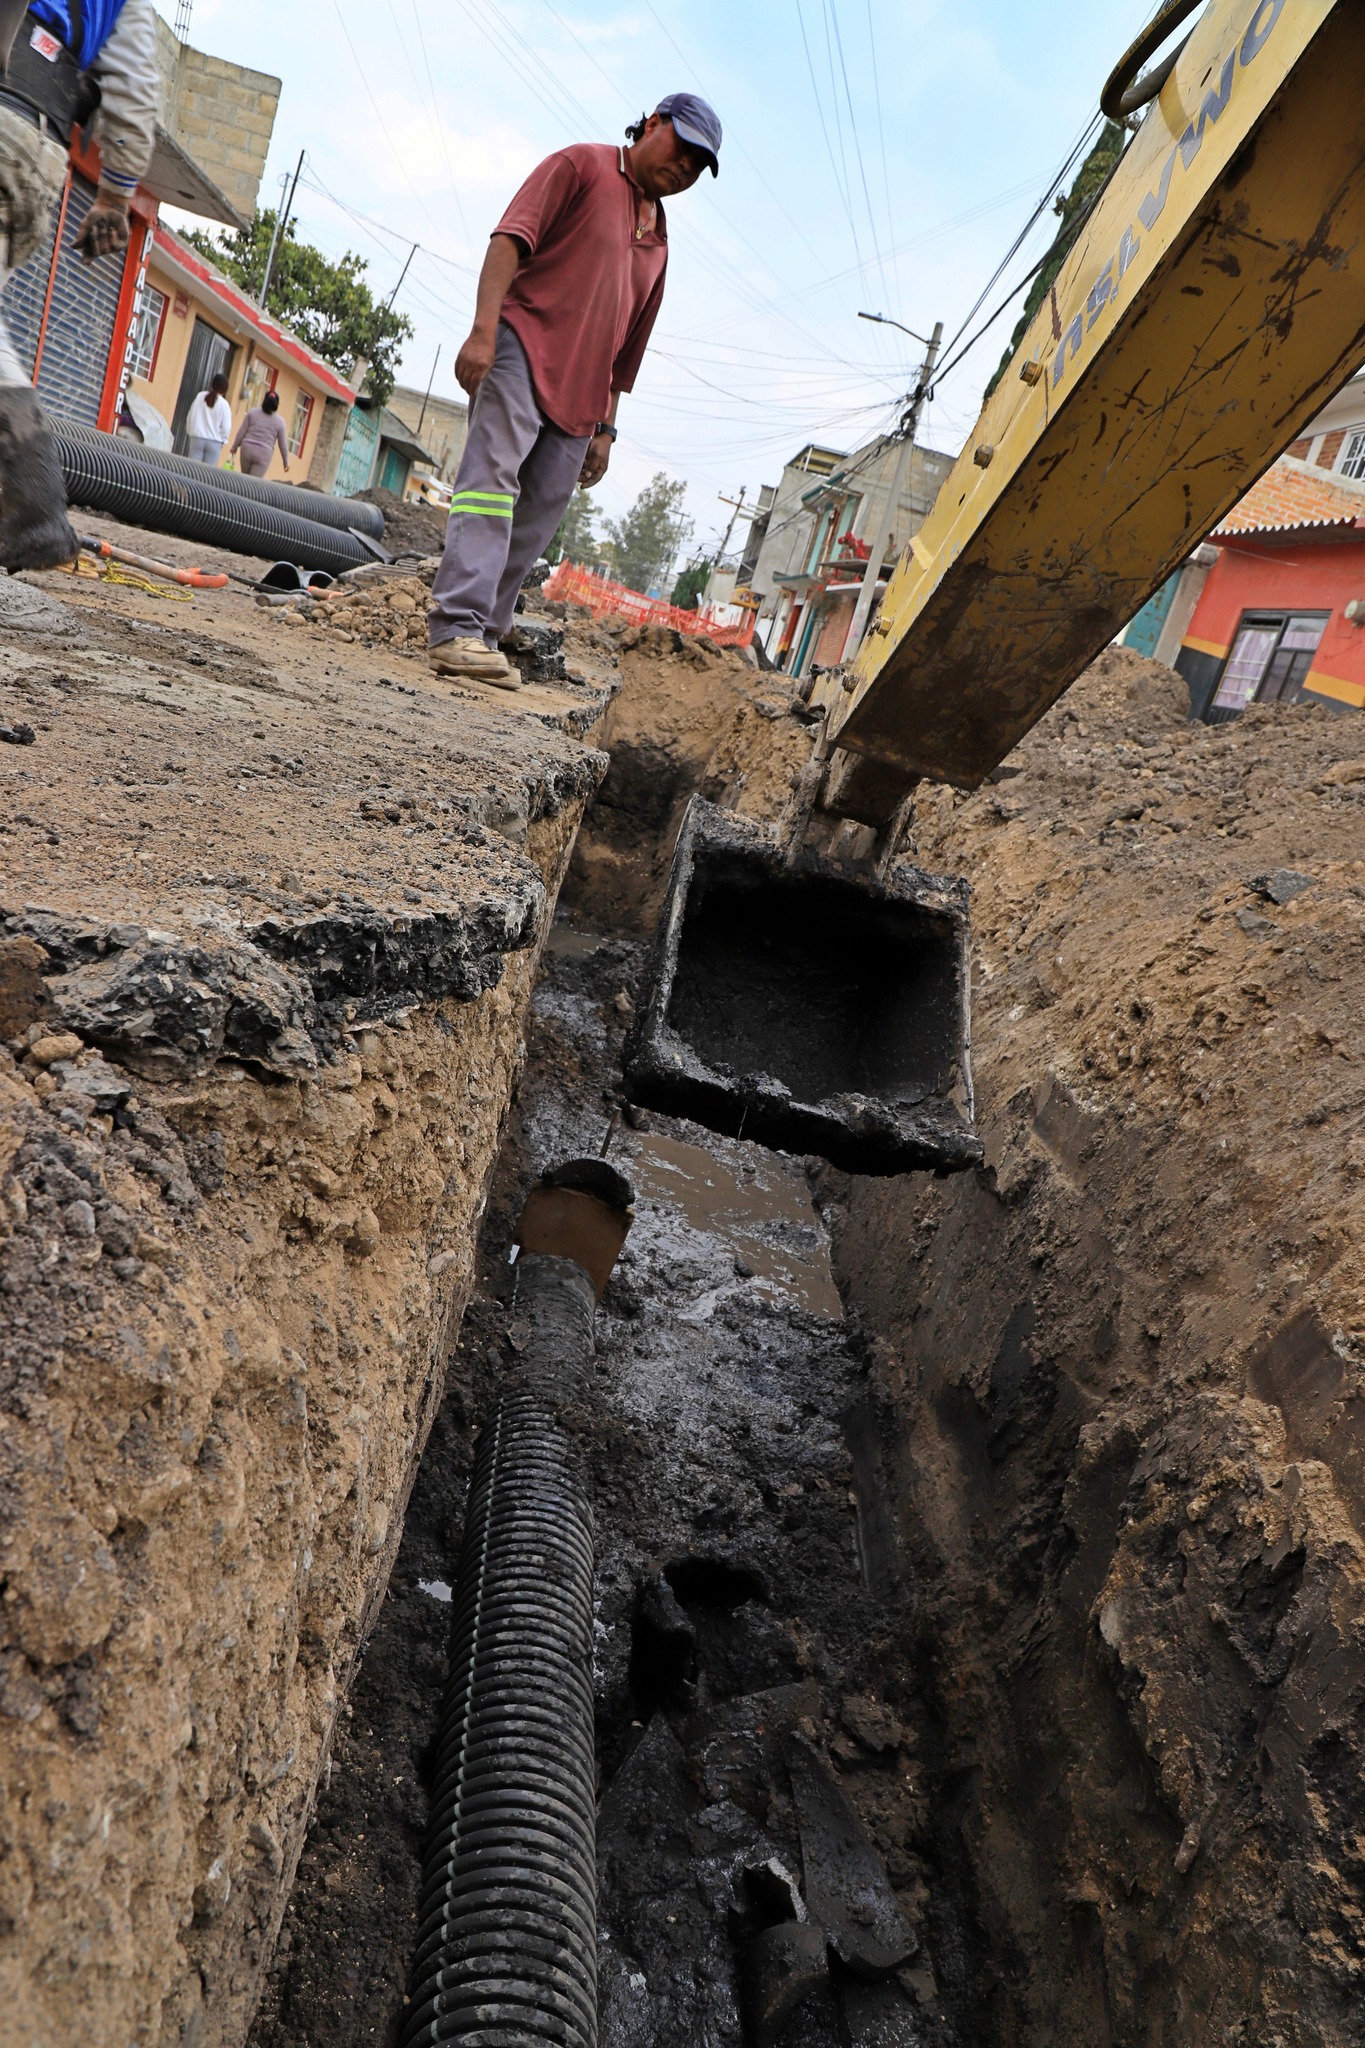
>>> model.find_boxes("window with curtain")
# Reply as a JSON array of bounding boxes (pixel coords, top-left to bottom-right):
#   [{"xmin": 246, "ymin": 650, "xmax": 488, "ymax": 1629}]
[{"xmin": 1210, "ymin": 612, "xmax": 1327, "ymax": 717}]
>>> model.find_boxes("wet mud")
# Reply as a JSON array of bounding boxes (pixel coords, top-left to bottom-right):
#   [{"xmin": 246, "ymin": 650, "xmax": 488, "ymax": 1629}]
[{"xmin": 250, "ymin": 916, "xmax": 957, "ymax": 2048}]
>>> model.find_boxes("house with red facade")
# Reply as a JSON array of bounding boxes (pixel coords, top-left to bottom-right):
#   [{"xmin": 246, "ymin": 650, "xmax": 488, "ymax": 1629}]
[{"xmin": 1126, "ymin": 369, "xmax": 1365, "ymax": 722}]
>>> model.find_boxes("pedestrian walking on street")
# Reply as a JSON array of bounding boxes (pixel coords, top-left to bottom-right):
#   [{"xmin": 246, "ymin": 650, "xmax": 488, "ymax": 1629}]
[
  {"xmin": 231, "ymin": 389, "xmax": 291, "ymax": 478},
  {"xmin": 0, "ymin": 0, "xmax": 160, "ymax": 569},
  {"xmin": 429, "ymin": 91, "xmax": 721, "ymax": 688},
  {"xmin": 186, "ymin": 370, "xmax": 232, "ymax": 466}
]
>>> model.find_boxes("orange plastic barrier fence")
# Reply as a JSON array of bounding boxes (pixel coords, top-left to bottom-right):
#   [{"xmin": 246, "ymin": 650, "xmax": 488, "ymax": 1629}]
[{"xmin": 542, "ymin": 561, "xmax": 756, "ymax": 647}]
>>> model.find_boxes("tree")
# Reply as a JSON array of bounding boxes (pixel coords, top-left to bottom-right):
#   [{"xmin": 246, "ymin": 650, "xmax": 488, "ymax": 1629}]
[
  {"xmin": 603, "ymin": 472, "xmax": 693, "ymax": 595},
  {"xmin": 670, "ymin": 556, "xmax": 713, "ymax": 610},
  {"xmin": 180, "ymin": 210, "xmax": 414, "ymax": 408},
  {"xmin": 983, "ymin": 120, "xmax": 1129, "ymax": 403},
  {"xmin": 546, "ymin": 488, "xmax": 601, "ymax": 567}
]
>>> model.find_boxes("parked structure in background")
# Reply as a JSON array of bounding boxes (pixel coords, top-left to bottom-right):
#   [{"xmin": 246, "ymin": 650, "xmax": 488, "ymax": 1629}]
[
  {"xmin": 0, "ymin": 15, "xmax": 282, "ymax": 444},
  {"xmin": 1126, "ymin": 367, "xmax": 1365, "ymax": 720},
  {"xmin": 743, "ymin": 434, "xmax": 953, "ymax": 676},
  {"xmin": 387, "ymin": 382, "xmax": 468, "ymax": 487}
]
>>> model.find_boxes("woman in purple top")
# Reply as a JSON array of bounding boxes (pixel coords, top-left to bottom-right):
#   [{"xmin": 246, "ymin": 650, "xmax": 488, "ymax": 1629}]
[{"xmin": 231, "ymin": 389, "xmax": 291, "ymax": 478}]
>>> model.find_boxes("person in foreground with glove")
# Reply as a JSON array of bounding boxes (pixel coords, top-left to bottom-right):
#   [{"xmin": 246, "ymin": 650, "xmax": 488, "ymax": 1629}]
[
  {"xmin": 0, "ymin": 0, "xmax": 159, "ymax": 569},
  {"xmin": 427, "ymin": 91, "xmax": 721, "ymax": 689}
]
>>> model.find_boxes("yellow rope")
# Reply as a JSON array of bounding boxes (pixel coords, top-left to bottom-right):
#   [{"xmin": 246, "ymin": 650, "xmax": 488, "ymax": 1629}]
[{"xmin": 66, "ymin": 554, "xmax": 194, "ymax": 600}]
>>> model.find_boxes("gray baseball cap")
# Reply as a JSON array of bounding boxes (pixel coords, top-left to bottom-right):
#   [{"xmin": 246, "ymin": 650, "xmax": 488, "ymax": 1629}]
[{"xmin": 655, "ymin": 91, "xmax": 722, "ymax": 177}]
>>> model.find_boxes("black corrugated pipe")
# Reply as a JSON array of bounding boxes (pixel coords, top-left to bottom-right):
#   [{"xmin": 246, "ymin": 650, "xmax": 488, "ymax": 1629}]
[
  {"xmin": 402, "ymin": 1163, "xmax": 634, "ymax": 2048},
  {"xmin": 58, "ymin": 420, "xmax": 387, "ymax": 540},
  {"xmin": 53, "ymin": 427, "xmax": 374, "ymax": 575}
]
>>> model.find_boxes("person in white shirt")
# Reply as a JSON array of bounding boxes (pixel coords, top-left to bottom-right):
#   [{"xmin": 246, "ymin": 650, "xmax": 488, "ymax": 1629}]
[{"xmin": 186, "ymin": 371, "xmax": 232, "ymax": 466}]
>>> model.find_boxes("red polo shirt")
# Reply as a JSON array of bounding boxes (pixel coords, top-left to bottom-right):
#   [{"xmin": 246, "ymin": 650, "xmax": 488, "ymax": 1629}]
[{"xmin": 495, "ymin": 143, "xmax": 668, "ymax": 439}]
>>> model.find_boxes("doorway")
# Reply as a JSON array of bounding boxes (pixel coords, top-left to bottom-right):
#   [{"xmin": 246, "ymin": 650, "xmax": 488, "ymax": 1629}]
[{"xmin": 171, "ymin": 317, "xmax": 233, "ymax": 454}]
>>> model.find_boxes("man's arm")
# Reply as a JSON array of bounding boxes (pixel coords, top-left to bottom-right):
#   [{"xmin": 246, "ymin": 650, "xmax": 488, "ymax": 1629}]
[
  {"xmin": 455, "ymin": 234, "xmax": 523, "ymax": 397},
  {"xmin": 78, "ymin": 0, "xmax": 159, "ymax": 261}
]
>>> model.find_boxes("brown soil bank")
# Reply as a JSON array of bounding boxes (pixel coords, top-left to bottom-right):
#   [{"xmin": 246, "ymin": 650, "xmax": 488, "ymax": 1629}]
[
  {"xmin": 826, "ymin": 648, "xmax": 1365, "ymax": 2045},
  {"xmin": 0, "ymin": 560, "xmax": 608, "ymax": 2048}
]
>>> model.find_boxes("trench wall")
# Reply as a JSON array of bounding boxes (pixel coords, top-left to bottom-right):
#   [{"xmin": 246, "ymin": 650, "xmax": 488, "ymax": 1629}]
[
  {"xmin": 0, "ymin": 792, "xmax": 597, "ymax": 2047},
  {"xmin": 827, "ymin": 651, "xmax": 1365, "ymax": 2045}
]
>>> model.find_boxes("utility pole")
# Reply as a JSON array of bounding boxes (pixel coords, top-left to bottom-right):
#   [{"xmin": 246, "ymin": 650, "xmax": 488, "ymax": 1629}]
[
  {"xmin": 841, "ymin": 319, "xmax": 942, "ymax": 664},
  {"xmin": 386, "ymin": 242, "xmax": 419, "ymax": 311},
  {"xmin": 258, "ymin": 149, "xmax": 305, "ymax": 311},
  {"xmin": 714, "ymin": 485, "xmax": 747, "ymax": 565},
  {"xmin": 416, "ymin": 346, "xmax": 440, "ymax": 436}
]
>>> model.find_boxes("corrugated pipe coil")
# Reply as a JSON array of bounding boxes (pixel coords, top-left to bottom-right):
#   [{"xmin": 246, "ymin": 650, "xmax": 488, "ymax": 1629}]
[
  {"xmin": 402, "ymin": 1252, "xmax": 604, "ymax": 2048},
  {"xmin": 57, "ymin": 420, "xmax": 387, "ymax": 540},
  {"xmin": 53, "ymin": 427, "xmax": 374, "ymax": 575}
]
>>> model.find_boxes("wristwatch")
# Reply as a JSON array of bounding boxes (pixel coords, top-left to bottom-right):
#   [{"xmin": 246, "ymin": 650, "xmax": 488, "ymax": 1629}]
[{"xmin": 594, "ymin": 422, "xmax": 618, "ymax": 441}]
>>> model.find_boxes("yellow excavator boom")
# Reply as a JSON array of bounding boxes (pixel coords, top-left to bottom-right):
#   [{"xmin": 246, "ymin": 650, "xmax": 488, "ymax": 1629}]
[{"xmin": 813, "ymin": 0, "xmax": 1365, "ymax": 802}]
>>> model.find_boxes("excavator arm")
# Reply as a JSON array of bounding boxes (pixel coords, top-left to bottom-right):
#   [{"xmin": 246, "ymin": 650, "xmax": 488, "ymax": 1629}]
[{"xmin": 812, "ymin": 0, "xmax": 1365, "ymax": 813}]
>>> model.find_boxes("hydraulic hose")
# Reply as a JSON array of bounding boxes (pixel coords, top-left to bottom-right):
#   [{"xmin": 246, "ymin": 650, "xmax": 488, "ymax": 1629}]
[
  {"xmin": 53, "ymin": 426, "xmax": 374, "ymax": 575},
  {"xmin": 402, "ymin": 1253, "xmax": 602, "ymax": 2048},
  {"xmin": 57, "ymin": 420, "xmax": 386, "ymax": 540},
  {"xmin": 1100, "ymin": 0, "xmax": 1202, "ymax": 120}
]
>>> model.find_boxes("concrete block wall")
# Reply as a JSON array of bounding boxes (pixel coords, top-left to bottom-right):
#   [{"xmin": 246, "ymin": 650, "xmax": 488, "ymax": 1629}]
[{"xmin": 154, "ymin": 16, "xmax": 281, "ymax": 222}]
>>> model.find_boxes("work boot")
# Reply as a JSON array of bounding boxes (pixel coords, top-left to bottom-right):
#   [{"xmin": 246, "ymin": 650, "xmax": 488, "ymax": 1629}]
[
  {"xmin": 428, "ymin": 635, "xmax": 521, "ymax": 690},
  {"xmin": 0, "ymin": 384, "xmax": 78, "ymax": 572}
]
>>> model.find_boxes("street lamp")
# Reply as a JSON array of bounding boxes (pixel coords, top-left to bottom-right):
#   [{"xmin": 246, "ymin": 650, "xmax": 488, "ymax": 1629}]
[{"xmin": 858, "ymin": 310, "xmax": 935, "ymax": 347}]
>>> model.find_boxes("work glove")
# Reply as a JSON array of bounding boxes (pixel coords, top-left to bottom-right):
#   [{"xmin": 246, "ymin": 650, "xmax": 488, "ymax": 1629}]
[{"xmin": 75, "ymin": 189, "xmax": 130, "ymax": 262}]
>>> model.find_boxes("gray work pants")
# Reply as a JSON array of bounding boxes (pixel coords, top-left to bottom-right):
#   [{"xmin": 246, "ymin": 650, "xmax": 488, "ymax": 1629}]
[{"xmin": 429, "ymin": 322, "xmax": 589, "ymax": 647}]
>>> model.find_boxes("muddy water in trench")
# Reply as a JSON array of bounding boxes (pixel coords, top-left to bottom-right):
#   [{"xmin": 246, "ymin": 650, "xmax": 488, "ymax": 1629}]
[{"xmin": 250, "ymin": 919, "xmax": 959, "ymax": 2048}]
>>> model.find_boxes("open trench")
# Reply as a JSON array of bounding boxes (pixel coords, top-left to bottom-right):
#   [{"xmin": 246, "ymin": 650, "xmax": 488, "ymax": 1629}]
[
  {"xmin": 248, "ymin": 626, "xmax": 1365, "ymax": 2048},
  {"xmin": 248, "ymin": 908, "xmax": 956, "ymax": 2048}
]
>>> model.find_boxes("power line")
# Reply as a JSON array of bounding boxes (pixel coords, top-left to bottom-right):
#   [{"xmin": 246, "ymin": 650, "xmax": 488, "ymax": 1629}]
[
  {"xmin": 407, "ymin": 0, "xmax": 473, "ymax": 248},
  {"xmin": 826, "ymin": 0, "xmax": 892, "ymax": 320},
  {"xmin": 866, "ymin": 0, "xmax": 898, "ymax": 317},
  {"xmin": 328, "ymin": 0, "xmax": 461, "ymax": 251},
  {"xmin": 794, "ymin": 0, "xmax": 860, "ymax": 259}
]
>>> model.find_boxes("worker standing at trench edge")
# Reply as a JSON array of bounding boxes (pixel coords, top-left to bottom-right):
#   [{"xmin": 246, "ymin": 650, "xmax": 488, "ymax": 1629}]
[
  {"xmin": 0, "ymin": 0, "xmax": 159, "ymax": 569},
  {"xmin": 428, "ymin": 91, "xmax": 721, "ymax": 689}
]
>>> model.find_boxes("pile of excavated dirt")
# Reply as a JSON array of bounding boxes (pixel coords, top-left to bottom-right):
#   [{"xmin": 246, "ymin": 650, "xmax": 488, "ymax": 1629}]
[
  {"xmin": 0, "ymin": 537, "xmax": 616, "ymax": 2048},
  {"xmin": 824, "ymin": 643, "xmax": 1365, "ymax": 2045},
  {"xmin": 354, "ymin": 487, "xmax": 449, "ymax": 558}
]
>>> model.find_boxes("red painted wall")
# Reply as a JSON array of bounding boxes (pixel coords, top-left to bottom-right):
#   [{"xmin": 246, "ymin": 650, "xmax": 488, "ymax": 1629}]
[{"xmin": 1182, "ymin": 534, "xmax": 1365, "ymax": 709}]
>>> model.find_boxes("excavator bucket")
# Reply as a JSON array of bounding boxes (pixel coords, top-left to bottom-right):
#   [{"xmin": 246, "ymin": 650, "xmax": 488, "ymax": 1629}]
[{"xmin": 622, "ymin": 799, "xmax": 981, "ymax": 1177}]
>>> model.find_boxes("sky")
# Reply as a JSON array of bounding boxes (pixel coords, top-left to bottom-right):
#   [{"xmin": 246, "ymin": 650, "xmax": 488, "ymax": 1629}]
[{"xmin": 155, "ymin": 0, "xmax": 1158, "ymax": 559}]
